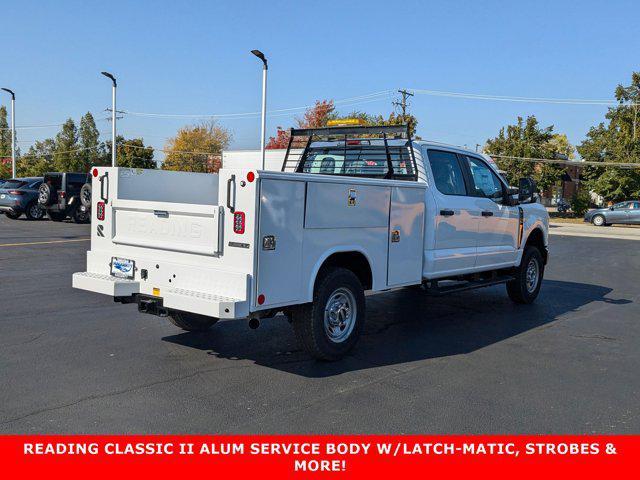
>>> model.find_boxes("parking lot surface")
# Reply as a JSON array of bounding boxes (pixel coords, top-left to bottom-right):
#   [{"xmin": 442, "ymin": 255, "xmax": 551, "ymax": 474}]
[{"xmin": 1, "ymin": 215, "xmax": 638, "ymax": 433}]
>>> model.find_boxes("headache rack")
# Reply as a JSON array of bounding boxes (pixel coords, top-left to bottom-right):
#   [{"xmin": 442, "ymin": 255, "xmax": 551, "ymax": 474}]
[{"xmin": 281, "ymin": 124, "xmax": 418, "ymax": 181}]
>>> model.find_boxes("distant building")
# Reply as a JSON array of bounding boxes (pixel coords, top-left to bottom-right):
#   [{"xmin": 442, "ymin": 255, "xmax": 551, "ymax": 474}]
[{"xmin": 537, "ymin": 163, "xmax": 581, "ymax": 206}]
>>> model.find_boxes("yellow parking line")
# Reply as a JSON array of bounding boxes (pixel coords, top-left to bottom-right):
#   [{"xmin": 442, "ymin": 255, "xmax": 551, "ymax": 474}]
[{"xmin": 0, "ymin": 238, "xmax": 90, "ymax": 247}]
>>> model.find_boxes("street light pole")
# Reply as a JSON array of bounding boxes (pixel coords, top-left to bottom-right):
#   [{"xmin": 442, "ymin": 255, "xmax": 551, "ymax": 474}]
[
  {"xmin": 101, "ymin": 72, "xmax": 117, "ymax": 167},
  {"xmin": 1, "ymin": 88, "xmax": 16, "ymax": 178},
  {"xmin": 251, "ymin": 50, "xmax": 268, "ymax": 170}
]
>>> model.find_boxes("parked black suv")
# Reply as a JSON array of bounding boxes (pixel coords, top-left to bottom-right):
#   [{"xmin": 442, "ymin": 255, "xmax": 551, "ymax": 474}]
[{"xmin": 38, "ymin": 172, "xmax": 91, "ymax": 223}]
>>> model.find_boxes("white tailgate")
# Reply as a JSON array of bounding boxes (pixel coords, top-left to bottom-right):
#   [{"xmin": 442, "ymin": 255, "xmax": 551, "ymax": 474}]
[{"xmin": 111, "ymin": 199, "xmax": 223, "ymax": 256}]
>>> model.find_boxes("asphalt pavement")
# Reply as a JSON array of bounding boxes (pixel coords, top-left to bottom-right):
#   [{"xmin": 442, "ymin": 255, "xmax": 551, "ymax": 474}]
[{"xmin": 1, "ymin": 214, "xmax": 638, "ymax": 433}]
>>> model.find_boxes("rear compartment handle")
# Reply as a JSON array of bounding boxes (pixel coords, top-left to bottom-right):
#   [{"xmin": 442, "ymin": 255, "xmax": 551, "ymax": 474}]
[
  {"xmin": 99, "ymin": 172, "xmax": 109, "ymax": 202},
  {"xmin": 226, "ymin": 174, "xmax": 236, "ymax": 213},
  {"xmin": 214, "ymin": 206, "xmax": 224, "ymax": 257}
]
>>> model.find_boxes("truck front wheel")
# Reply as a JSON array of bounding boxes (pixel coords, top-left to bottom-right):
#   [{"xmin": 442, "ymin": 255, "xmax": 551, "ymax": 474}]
[
  {"xmin": 292, "ymin": 267, "xmax": 365, "ymax": 361},
  {"xmin": 506, "ymin": 246, "xmax": 544, "ymax": 304},
  {"xmin": 168, "ymin": 311, "xmax": 218, "ymax": 332}
]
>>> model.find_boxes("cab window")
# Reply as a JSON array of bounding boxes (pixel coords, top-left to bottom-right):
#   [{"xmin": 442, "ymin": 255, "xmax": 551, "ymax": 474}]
[
  {"xmin": 426, "ymin": 150, "xmax": 467, "ymax": 196},
  {"xmin": 465, "ymin": 156, "xmax": 505, "ymax": 203}
]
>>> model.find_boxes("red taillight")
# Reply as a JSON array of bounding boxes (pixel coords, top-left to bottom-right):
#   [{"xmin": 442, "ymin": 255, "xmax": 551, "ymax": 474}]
[
  {"xmin": 346, "ymin": 140, "xmax": 361, "ymax": 145},
  {"xmin": 96, "ymin": 201, "xmax": 105, "ymax": 221},
  {"xmin": 233, "ymin": 211, "xmax": 245, "ymax": 234},
  {"xmin": 257, "ymin": 294, "xmax": 265, "ymax": 305},
  {"xmin": 8, "ymin": 190, "xmax": 23, "ymax": 195},
  {"xmin": 247, "ymin": 171, "xmax": 255, "ymax": 183},
  {"xmin": 59, "ymin": 191, "xmax": 66, "ymax": 198},
  {"xmin": 92, "ymin": 168, "xmax": 99, "ymax": 177}
]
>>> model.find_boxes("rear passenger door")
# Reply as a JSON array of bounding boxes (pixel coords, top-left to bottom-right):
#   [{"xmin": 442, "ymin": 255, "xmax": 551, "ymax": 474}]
[
  {"xmin": 462, "ymin": 155, "xmax": 519, "ymax": 268},
  {"xmin": 425, "ymin": 149, "xmax": 478, "ymax": 276},
  {"xmin": 628, "ymin": 202, "xmax": 640, "ymax": 224}
]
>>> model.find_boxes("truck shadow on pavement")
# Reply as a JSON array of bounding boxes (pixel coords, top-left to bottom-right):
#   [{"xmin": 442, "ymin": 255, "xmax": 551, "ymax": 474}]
[{"xmin": 161, "ymin": 279, "xmax": 631, "ymax": 378}]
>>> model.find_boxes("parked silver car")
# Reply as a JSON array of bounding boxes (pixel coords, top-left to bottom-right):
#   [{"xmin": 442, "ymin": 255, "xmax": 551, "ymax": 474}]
[{"xmin": 584, "ymin": 200, "xmax": 640, "ymax": 226}]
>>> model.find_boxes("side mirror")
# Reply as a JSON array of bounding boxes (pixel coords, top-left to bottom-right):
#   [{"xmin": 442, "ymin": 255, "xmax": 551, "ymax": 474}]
[
  {"xmin": 609, "ymin": 206, "xmax": 614, "ymax": 211},
  {"xmin": 507, "ymin": 186, "xmax": 519, "ymax": 206},
  {"xmin": 518, "ymin": 177, "xmax": 537, "ymax": 204}
]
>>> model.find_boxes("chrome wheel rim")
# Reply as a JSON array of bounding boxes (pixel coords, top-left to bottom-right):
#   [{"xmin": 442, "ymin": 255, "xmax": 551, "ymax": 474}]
[
  {"xmin": 324, "ymin": 287, "xmax": 356, "ymax": 343},
  {"xmin": 30, "ymin": 204, "xmax": 41, "ymax": 218},
  {"xmin": 525, "ymin": 259, "xmax": 539, "ymax": 293},
  {"xmin": 593, "ymin": 216, "xmax": 603, "ymax": 226},
  {"xmin": 81, "ymin": 187, "xmax": 91, "ymax": 205}
]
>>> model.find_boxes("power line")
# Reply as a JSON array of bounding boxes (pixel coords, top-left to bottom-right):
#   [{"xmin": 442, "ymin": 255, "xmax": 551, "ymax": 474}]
[
  {"xmin": 120, "ymin": 91, "xmax": 393, "ymax": 119},
  {"xmin": 0, "ymin": 117, "xmax": 110, "ymax": 131},
  {"xmin": 410, "ymin": 89, "xmax": 636, "ymax": 106},
  {"xmin": 121, "ymin": 142, "xmax": 213, "ymax": 156},
  {"xmin": 488, "ymin": 153, "xmax": 640, "ymax": 168}
]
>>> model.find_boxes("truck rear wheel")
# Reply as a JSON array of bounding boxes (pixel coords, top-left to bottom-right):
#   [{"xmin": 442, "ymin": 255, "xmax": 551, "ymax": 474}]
[
  {"xmin": 168, "ymin": 311, "xmax": 218, "ymax": 332},
  {"xmin": 292, "ymin": 267, "xmax": 365, "ymax": 361},
  {"xmin": 506, "ymin": 246, "xmax": 544, "ymax": 304}
]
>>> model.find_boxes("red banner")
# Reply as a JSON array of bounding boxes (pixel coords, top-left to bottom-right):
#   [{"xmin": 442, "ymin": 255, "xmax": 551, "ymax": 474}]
[{"xmin": 2, "ymin": 435, "xmax": 637, "ymax": 478}]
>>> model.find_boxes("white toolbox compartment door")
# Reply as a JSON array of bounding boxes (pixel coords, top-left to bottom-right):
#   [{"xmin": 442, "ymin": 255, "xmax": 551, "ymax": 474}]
[{"xmin": 256, "ymin": 179, "xmax": 305, "ymax": 307}]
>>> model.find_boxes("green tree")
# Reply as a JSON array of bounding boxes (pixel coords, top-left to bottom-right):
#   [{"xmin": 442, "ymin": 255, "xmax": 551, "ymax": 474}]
[
  {"xmin": 17, "ymin": 139, "xmax": 56, "ymax": 177},
  {"xmin": 0, "ymin": 106, "xmax": 12, "ymax": 178},
  {"xmin": 163, "ymin": 121, "xmax": 231, "ymax": 172},
  {"xmin": 115, "ymin": 137, "xmax": 156, "ymax": 169},
  {"xmin": 53, "ymin": 118, "xmax": 80, "ymax": 172},
  {"xmin": 78, "ymin": 112, "xmax": 105, "ymax": 169},
  {"xmin": 577, "ymin": 72, "xmax": 640, "ymax": 202},
  {"xmin": 485, "ymin": 115, "xmax": 567, "ymax": 191}
]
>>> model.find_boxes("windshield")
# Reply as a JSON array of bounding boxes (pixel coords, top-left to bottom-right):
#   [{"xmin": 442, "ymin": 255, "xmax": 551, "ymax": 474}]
[
  {"xmin": 44, "ymin": 174, "xmax": 63, "ymax": 189},
  {"xmin": 298, "ymin": 144, "xmax": 415, "ymax": 179}
]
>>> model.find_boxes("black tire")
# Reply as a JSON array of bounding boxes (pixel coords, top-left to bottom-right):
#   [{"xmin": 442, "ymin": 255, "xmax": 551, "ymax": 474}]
[
  {"xmin": 72, "ymin": 206, "xmax": 90, "ymax": 224},
  {"xmin": 25, "ymin": 202, "xmax": 45, "ymax": 220},
  {"xmin": 292, "ymin": 267, "xmax": 365, "ymax": 361},
  {"xmin": 5, "ymin": 210, "xmax": 21, "ymax": 220},
  {"xmin": 506, "ymin": 246, "xmax": 544, "ymax": 304},
  {"xmin": 80, "ymin": 183, "xmax": 92, "ymax": 207},
  {"xmin": 168, "ymin": 311, "xmax": 218, "ymax": 332},
  {"xmin": 48, "ymin": 211, "xmax": 66, "ymax": 222},
  {"xmin": 591, "ymin": 214, "xmax": 605, "ymax": 227},
  {"xmin": 38, "ymin": 183, "xmax": 56, "ymax": 206}
]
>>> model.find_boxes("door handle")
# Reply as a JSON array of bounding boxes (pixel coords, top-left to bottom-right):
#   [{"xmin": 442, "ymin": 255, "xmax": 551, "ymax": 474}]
[
  {"xmin": 481, "ymin": 211, "xmax": 494, "ymax": 217},
  {"xmin": 440, "ymin": 209, "xmax": 455, "ymax": 216},
  {"xmin": 99, "ymin": 172, "xmax": 109, "ymax": 202},
  {"xmin": 226, "ymin": 174, "xmax": 236, "ymax": 213}
]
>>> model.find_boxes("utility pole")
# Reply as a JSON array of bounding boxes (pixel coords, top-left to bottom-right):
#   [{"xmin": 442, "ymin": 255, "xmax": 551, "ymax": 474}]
[
  {"xmin": 393, "ymin": 89, "xmax": 414, "ymax": 118},
  {"xmin": 1, "ymin": 88, "xmax": 16, "ymax": 178}
]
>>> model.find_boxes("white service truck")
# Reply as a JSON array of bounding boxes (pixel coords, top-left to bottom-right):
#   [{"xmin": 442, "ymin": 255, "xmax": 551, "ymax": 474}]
[{"xmin": 73, "ymin": 125, "xmax": 549, "ymax": 360}]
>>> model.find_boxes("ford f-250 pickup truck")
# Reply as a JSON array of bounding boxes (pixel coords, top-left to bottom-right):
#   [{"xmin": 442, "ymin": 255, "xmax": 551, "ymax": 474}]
[{"xmin": 73, "ymin": 124, "xmax": 549, "ymax": 360}]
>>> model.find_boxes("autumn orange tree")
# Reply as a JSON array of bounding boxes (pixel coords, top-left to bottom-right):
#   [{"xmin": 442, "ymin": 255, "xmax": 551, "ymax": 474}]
[
  {"xmin": 266, "ymin": 100, "xmax": 336, "ymax": 149},
  {"xmin": 162, "ymin": 121, "xmax": 231, "ymax": 172}
]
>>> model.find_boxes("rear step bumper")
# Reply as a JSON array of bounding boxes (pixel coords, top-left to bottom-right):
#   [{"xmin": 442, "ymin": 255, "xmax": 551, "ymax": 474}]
[{"xmin": 72, "ymin": 272, "xmax": 249, "ymax": 319}]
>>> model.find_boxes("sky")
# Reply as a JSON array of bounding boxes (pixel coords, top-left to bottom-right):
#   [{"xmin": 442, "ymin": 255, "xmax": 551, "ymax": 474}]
[{"xmin": 1, "ymin": 0, "xmax": 639, "ymax": 160}]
